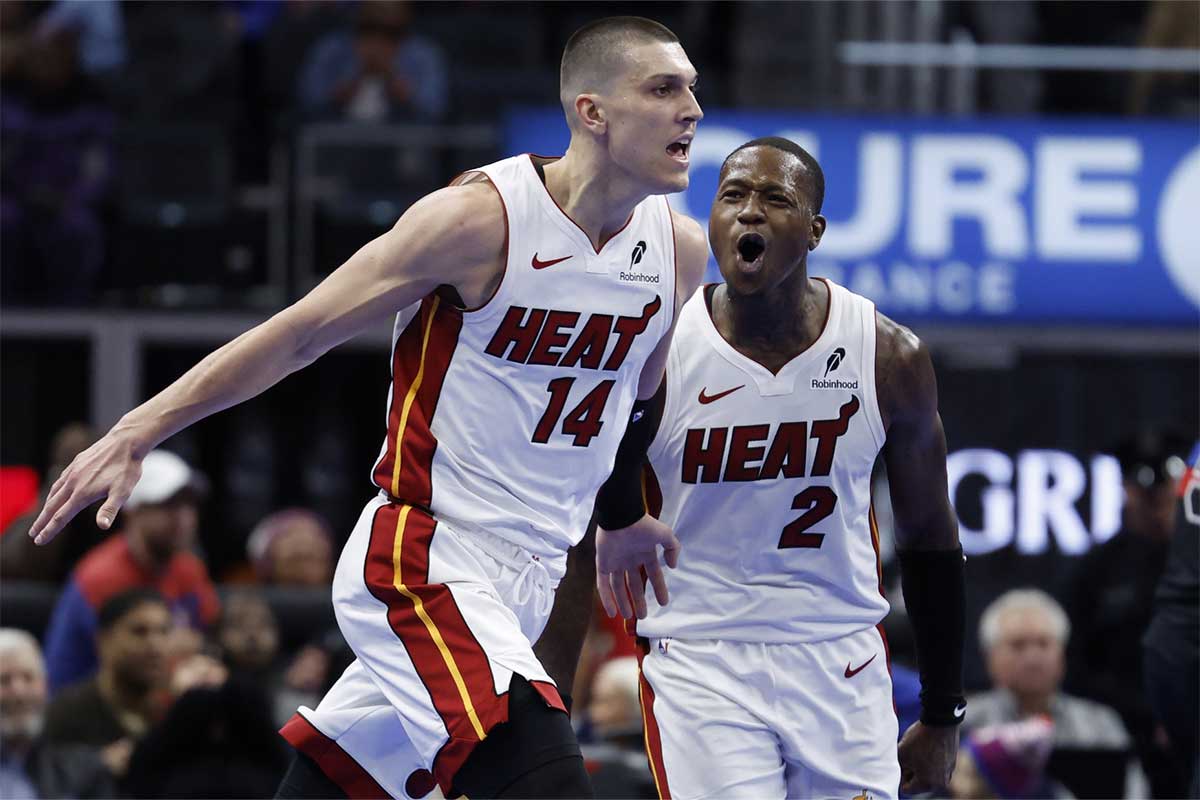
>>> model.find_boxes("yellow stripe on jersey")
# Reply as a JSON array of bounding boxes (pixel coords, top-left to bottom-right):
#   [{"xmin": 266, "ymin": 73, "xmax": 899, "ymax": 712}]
[
  {"xmin": 391, "ymin": 296, "xmax": 442, "ymax": 500},
  {"xmin": 392, "ymin": 502, "xmax": 487, "ymax": 741}
]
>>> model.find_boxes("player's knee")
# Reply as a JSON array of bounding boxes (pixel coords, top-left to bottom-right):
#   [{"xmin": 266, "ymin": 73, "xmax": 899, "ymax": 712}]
[{"xmin": 453, "ymin": 675, "xmax": 590, "ymax": 798}]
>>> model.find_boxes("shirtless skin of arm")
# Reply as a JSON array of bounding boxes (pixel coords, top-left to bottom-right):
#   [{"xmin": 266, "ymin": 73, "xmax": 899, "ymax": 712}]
[
  {"xmin": 29, "ymin": 179, "xmax": 509, "ymax": 544},
  {"xmin": 536, "ymin": 210, "xmax": 708, "ymax": 692},
  {"xmin": 876, "ymin": 314, "xmax": 964, "ymax": 794}
]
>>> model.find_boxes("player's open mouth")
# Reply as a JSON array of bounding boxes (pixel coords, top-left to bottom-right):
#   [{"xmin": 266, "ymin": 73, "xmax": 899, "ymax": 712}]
[
  {"xmin": 736, "ymin": 232, "xmax": 767, "ymax": 271},
  {"xmin": 667, "ymin": 140, "xmax": 690, "ymax": 163}
]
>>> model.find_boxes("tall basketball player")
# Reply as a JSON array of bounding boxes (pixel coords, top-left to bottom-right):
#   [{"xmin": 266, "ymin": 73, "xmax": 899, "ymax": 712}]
[
  {"xmin": 29, "ymin": 17, "xmax": 708, "ymax": 799},
  {"xmin": 606, "ymin": 138, "xmax": 965, "ymax": 799}
]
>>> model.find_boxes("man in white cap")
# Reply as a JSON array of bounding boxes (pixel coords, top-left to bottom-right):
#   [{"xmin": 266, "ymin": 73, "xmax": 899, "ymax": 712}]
[{"xmin": 42, "ymin": 450, "xmax": 220, "ymax": 692}]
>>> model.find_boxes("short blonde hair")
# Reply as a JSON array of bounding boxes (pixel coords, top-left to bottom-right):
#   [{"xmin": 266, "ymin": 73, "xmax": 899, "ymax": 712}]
[{"xmin": 979, "ymin": 588, "xmax": 1070, "ymax": 651}]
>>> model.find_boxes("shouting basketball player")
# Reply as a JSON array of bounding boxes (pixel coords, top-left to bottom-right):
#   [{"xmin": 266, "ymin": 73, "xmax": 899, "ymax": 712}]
[
  {"xmin": 604, "ymin": 138, "xmax": 965, "ymax": 799},
  {"xmin": 30, "ymin": 17, "xmax": 708, "ymax": 799}
]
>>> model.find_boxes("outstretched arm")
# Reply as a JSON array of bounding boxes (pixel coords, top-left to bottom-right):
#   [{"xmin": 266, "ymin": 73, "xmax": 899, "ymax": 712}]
[
  {"xmin": 877, "ymin": 314, "xmax": 964, "ymax": 794},
  {"xmin": 31, "ymin": 181, "xmax": 506, "ymax": 544},
  {"xmin": 595, "ymin": 212, "xmax": 707, "ymax": 620}
]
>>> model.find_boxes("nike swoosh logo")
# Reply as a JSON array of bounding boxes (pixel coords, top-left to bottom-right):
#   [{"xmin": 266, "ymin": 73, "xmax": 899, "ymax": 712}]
[
  {"xmin": 844, "ymin": 653, "xmax": 876, "ymax": 678},
  {"xmin": 954, "ymin": 702, "xmax": 967, "ymax": 719},
  {"xmin": 698, "ymin": 385, "xmax": 745, "ymax": 405},
  {"xmin": 532, "ymin": 253, "xmax": 573, "ymax": 270}
]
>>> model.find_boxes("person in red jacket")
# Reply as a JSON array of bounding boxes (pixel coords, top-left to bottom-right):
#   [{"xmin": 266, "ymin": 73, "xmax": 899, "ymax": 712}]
[{"xmin": 42, "ymin": 450, "xmax": 219, "ymax": 692}]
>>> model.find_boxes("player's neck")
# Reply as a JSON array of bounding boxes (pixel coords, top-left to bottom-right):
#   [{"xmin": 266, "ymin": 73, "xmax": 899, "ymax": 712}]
[
  {"xmin": 716, "ymin": 271, "xmax": 827, "ymax": 371},
  {"xmin": 543, "ymin": 149, "xmax": 645, "ymax": 250}
]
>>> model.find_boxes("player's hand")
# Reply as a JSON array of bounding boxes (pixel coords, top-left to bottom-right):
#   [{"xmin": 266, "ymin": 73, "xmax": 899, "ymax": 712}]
[
  {"xmin": 898, "ymin": 720, "xmax": 959, "ymax": 794},
  {"xmin": 28, "ymin": 432, "xmax": 143, "ymax": 545},
  {"xmin": 595, "ymin": 513, "xmax": 680, "ymax": 620}
]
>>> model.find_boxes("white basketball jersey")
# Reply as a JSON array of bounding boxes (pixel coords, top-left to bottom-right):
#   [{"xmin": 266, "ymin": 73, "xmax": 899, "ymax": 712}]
[
  {"xmin": 370, "ymin": 154, "xmax": 676, "ymax": 564},
  {"xmin": 637, "ymin": 280, "xmax": 890, "ymax": 643}
]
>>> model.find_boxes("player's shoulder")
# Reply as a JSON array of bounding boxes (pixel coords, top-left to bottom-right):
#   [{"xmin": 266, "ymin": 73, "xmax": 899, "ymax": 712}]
[
  {"xmin": 874, "ymin": 309, "xmax": 936, "ymax": 419},
  {"xmin": 669, "ymin": 210, "xmax": 708, "ymax": 293},
  {"xmin": 389, "ymin": 176, "xmax": 506, "ymax": 266}
]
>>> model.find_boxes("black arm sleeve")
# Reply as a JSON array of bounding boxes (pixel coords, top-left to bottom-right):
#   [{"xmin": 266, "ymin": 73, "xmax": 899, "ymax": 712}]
[
  {"xmin": 594, "ymin": 381, "xmax": 666, "ymax": 531},
  {"xmin": 898, "ymin": 546, "xmax": 967, "ymax": 726}
]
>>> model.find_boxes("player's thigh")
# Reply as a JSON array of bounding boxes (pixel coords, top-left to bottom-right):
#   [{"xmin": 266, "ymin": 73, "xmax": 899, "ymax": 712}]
[
  {"xmin": 773, "ymin": 628, "xmax": 900, "ymax": 800},
  {"xmin": 641, "ymin": 639, "xmax": 788, "ymax": 800}
]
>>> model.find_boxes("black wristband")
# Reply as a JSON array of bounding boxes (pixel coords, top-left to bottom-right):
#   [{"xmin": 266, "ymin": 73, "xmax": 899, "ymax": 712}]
[
  {"xmin": 898, "ymin": 546, "xmax": 967, "ymax": 726},
  {"xmin": 595, "ymin": 391, "xmax": 662, "ymax": 530}
]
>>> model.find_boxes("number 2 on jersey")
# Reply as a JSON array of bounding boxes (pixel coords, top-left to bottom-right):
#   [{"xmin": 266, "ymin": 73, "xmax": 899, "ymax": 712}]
[
  {"xmin": 778, "ymin": 486, "xmax": 838, "ymax": 548},
  {"xmin": 533, "ymin": 377, "xmax": 615, "ymax": 447}
]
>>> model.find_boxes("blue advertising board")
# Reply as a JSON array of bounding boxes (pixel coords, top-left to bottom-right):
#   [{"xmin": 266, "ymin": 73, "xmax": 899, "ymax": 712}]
[{"xmin": 506, "ymin": 109, "xmax": 1199, "ymax": 325}]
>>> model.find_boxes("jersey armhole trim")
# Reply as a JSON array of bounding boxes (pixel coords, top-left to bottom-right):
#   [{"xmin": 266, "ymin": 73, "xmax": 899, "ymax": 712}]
[
  {"xmin": 863, "ymin": 303, "xmax": 888, "ymax": 451},
  {"xmin": 645, "ymin": 343, "xmax": 677, "ymax": 465},
  {"xmin": 459, "ymin": 170, "xmax": 513, "ymax": 323},
  {"xmin": 664, "ymin": 196, "xmax": 679, "ymax": 336}
]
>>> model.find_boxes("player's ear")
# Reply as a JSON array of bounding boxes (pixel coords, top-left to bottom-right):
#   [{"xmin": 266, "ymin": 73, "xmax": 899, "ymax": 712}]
[
  {"xmin": 808, "ymin": 214, "xmax": 827, "ymax": 251},
  {"xmin": 575, "ymin": 94, "xmax": 607, "ymax": 135}
]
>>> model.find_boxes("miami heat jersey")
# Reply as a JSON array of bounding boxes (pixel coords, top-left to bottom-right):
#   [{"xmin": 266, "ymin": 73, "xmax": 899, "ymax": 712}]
[
  {"xmin": 638, "ymin": 279, "xmax": 890, "ymax": 643},
  {"xmin": 370, "ymin": 154, "xmax": 676, "ymax": 563}
]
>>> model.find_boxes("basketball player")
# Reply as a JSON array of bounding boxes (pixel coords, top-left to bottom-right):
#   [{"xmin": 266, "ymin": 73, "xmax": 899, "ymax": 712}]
[
  {"xmin": 601, "ymin": 138, "xmax": 965, "ymax": 799},
  {"xmin": 29, "ymin": 17, "xmax": 708, "ymax": 799}
]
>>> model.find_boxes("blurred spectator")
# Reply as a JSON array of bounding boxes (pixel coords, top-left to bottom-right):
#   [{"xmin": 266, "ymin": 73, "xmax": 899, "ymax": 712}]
[
  {"xmin": 245, "ymin": 507, "xmax": 335, "ymax": 586},
  {"xmin": 1, "ymin": 422, "xmax": 98, "ymax": 582},
  {"xmin": 215, "ymin": 591, "xmax": 280, "ymax": 682},
  {"xmin": 0, "ymin": 6, "xmax": 114, "ymax": 307},
  {"xmin": 124, "ymin": 676, "xmax": 288, "ymax": 799},
  {"xmin": 1067, "ymin": 431, "xmax": 1188, "ymax": 796},
  {"xmin": 42, "ymin": 589, "xmax": 173, "ymax": 782},
  {"xmin": 585, "ymin": 656, "xmax": 642, "ymax": 746},
  {"xmin": 949, "ymin": 717, "xmax": 1073, "ymax": 800},
  {"xmin": 1128, "ymin": 0, "xmax": 1200, "ymax": 117},
  {"xmin": 297, "ymin": 0, "xmax": 447, "ymax": 122},
  {"xmin": 0, "ymin": 628, "xmax": 115, "ymax": 799},
  {"xmin": 1142, "ymin": 442, "xmax": 1200, "ymax": 798},
  {"xmin": 580, "ymin": 656, "xmax": 655, "ymax": 800},
  {"xmin": 262, "ymin": 0, "xmax": 349, "ymax": 123},
  {"xmin": 35, "ymin": 1, "xmax": 126, "ymax": 80},
  {"xmin": 42, "ymin": 449, "xmax": 220, "ymax": 692},
  {"xmin": 111, "ymin": 1, "xmax": 240, "ymax": 122},
  {"xmin": 966, "ymin": 588, "xmax": 1147, "ymax": 797}
]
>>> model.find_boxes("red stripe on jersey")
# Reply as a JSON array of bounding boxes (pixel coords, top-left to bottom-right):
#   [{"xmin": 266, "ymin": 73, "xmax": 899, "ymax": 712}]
[
  {"xmin": 868, "ymin": 500, "xmax": 884, "ymax": 597},
  {"xmin": 372, "ymin": 296, "xmax": 463, "ymax": 506},
  {"xmin": 362, "ymin": 502, "xmax": 508, "ymax": 794},
  {"xmin": 636, "ymin": 642, "xmax": 672, "ymax": 800},
  {"xmin": 279, "ymin": 713, "xmax": 390, "ymax": 799}
]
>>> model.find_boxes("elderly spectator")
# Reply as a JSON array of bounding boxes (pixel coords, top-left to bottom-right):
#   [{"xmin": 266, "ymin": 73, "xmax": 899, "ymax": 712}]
[
  {"xmin": 967, "ymin": 588, "xmax": 1147, "ymax": 797},
  {"xmin": 1067, "ymin": 431, "xmax": 1189, "ymax": 796},
  {"xmin": 246, "ymin": 508, "xmax": 335, "ymax": 587},
  {"xmin": 579, "ymin": 656, "xmax": 655, "ymax": 799},
  {"xmin": 0, "ymin": 628, "xmax": 114, "ymax": 798},
  {"xmin": 42, "ymin": 450, "xmax": 220, "ymax": 692},
  {"xmin": 42, "ymin": 589, "xmax": 174, "ymax": 781},
  {"xmin": 297, "ymin": 0, "xmax": 447, "ymax": 122}
]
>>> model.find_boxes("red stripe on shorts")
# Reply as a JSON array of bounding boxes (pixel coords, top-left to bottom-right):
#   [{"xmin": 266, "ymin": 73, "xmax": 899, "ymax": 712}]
[
  {"xmin": 635, "ymin": 642, "xmax": 672, "ymax": 800},
  {"xmin": 279, "ymin": 713, "xmax": 390, "ymax": 799},
  {"xmin": 363, "ymin": 502, "xmax": 508, "ymax": 794}
]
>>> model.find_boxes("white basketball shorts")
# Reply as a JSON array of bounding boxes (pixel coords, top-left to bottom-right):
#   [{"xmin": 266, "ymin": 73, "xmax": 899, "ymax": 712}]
[
  {"xmin": 638, "ymin": 627, "xmax": 900, "ymax": 800},
  {"xmin": 280, "ymin": 494, "xmax": 566, "ymax": 799}
]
